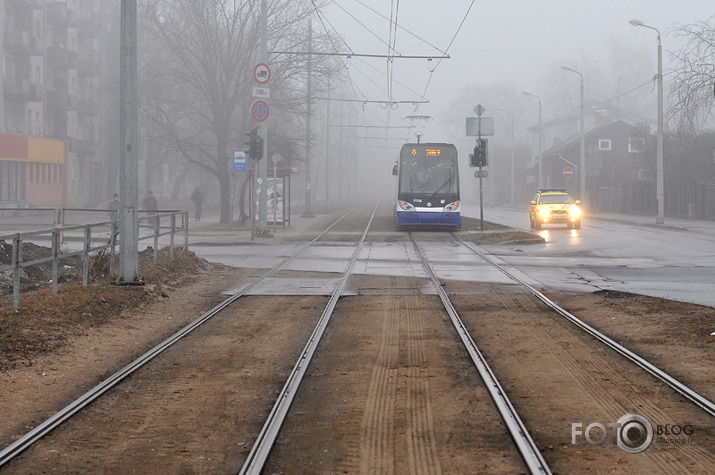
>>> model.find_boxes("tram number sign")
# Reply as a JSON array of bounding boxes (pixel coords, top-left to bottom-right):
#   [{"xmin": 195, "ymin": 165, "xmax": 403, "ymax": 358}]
[{"xmin": 563, "ymin": 166, "xmax": 574, "ymax": 179}]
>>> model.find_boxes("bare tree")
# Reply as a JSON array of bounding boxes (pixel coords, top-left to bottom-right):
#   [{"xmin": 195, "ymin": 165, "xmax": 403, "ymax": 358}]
[
  {"xmin": 669, "ymin": 15, "xmax": 715, "ymax": 131},
  {"xmin": 138, "ymin": 0, "xmax": 335, "ymax": 223}
]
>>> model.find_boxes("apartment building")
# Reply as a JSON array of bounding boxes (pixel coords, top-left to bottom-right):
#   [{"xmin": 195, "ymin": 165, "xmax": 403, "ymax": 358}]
[{"xmin": 1, "ymin": 0, "xmax": 118, "ymax": 207}]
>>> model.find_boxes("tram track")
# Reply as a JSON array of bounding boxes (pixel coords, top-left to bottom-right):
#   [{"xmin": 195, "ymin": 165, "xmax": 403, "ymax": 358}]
[
  {"xmin": 450, "ymin": 232, "xmax": 715, "ymax": 419},
  {"xmin": 245, "ymin": 214, "xmax": 547, "ymax": 474},
  {"xmin": 2, "ymin": 205, "xmax": 713, "ymax": 473},
  {"xmin": 388, "ymin": 229, "xmax": 715, "ymax": 473},
  {"xmin": 0, "ymin": 207, "xmax": 360, "ymax": 469},
  {"xmin": 239, "ymin": 204, "xmax": 378, "ymax": 473},
  {"xmin": 408, "ymin": 233, "xmax": 552, "ymax": 474}
]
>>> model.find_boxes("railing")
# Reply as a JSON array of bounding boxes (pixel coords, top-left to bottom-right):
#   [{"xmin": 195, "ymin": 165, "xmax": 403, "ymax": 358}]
[
  {"xmin": 618, "ymin": 180, "xmax": 715, "ymax": 219},
  {"xmin": 0, "ymin": 208, "xmax": 189, "ymax": 310}
]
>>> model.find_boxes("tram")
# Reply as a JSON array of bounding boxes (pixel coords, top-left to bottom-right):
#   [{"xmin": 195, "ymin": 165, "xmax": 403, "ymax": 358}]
[{"xmin": 394, "ymin": 142, "xmax": 461, "ymax": 228}]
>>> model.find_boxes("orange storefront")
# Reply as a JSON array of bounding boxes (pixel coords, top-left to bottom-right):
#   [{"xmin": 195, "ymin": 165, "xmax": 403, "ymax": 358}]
[{"xmin": 0, "ymin": 132, "xmax": 68, "ymax": 207}]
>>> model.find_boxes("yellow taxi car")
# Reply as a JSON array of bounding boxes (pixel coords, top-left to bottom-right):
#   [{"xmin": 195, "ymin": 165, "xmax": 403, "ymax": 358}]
[{"xmin": 529, "ymin": 189, "xmax": 582, "ymax": 229}]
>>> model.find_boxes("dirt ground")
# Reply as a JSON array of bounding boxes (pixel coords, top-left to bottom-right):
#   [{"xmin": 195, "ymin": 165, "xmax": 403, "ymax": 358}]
[{"xmin": 1, "ymin": 214, "xmax": 713, "ymax": 473}]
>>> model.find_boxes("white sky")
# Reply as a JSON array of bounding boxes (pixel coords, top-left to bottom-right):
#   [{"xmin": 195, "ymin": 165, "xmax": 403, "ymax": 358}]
[{"xmin": 321, "ymin": 1, "xmax": 713, "ymax": 142}]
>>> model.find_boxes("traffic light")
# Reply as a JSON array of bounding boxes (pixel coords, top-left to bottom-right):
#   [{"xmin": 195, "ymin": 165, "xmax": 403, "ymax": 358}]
[
  {"xmin": 244, "ymin": 127, "xmax": 258, "ymax": 160},
  {"xmin": 254, "ymin": 135, "xmax": 264, "ymax": 160},
  {"xmin": 470, "ymin": 138, "xmax": 488, "ymax": 167}
]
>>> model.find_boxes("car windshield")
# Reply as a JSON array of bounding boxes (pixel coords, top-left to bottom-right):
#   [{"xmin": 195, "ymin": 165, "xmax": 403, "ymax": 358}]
[{"xmin": 540, "ymin": 194, "xmax": 574, "ymax": 204}]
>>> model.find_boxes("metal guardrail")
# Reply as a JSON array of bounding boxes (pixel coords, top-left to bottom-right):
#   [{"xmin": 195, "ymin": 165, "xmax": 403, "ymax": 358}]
[{"xmin": 0, "ymin": 208, "xmax": 189, "ymax": 310}]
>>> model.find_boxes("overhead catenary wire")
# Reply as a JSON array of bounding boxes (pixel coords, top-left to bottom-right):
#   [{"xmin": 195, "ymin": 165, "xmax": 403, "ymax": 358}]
[
  {"xmin": 413, "ymin": 0, "xmax": 476, "ymax": 114},
  {"xmin": 318, "ymin": 0, "xmax": 450, "ymax": 110},
  {"xmin": 350, "ymin": 0, "xmax": 448, "ymax": 55}
]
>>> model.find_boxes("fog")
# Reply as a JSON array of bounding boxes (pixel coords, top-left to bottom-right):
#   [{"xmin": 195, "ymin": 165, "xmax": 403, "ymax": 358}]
[
  {"xmin": 318, "ymin": 1, "xmax": 714, "ymax": 206},
  {"xmin": 325, "ymin": 1, "xmax": 712, "ymax": 136}
]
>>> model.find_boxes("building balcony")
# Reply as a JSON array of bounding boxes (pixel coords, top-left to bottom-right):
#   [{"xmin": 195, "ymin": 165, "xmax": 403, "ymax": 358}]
[
  {"xmin": 47, "ymin": 2, "xmax": 68, "ymax": 27},
  {"xmin": 4, "ymin": 79, "xmax": 43, "ymax": 103},
  {"xmin": 3, "ymin": 30, "xmax": 38, "ymax": 54},
  {"xmin": 47, "ymin": 46, "xmax": 69, "ymax": 68},
  {"xmin": 78, "ymin": 98, "xmax": 99, "ymax": 117},
  {"xmin": 78, "ymin": 59, "xmax": 100, "ymax": 77},
  {"xmin": 7, "ymin": 0, "xmax": 35, "ymax": 14},
  {"xmin": 8, "ymin": 0, "xmax": 36, "ymax": 6},
  {"xmin": 77, "ymin": 18, "xmax": 100, "ymax": 38},
  {"xmin": 67, "ymin": 8, "xmax": 78, "ymax": 27},
  {"xmin": 67, "ymin": 50, "xmax": 79, "ymax": 69},
  {"xmin": 77, "ymin": 139, "xmax": 98, "ymax": 156},
  {"xmin": 67, "ymin": 94, "xmax": 78, "ymax": 111},
  {"xmin": 47, "ymin": 89, "xmax": 68, "ymax": 111}
]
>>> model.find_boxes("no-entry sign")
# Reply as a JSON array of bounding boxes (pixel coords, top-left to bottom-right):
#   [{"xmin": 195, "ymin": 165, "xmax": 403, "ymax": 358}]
[{"xmin": 563, "ymin": 166, "xmax": 574, "ymax": 179}]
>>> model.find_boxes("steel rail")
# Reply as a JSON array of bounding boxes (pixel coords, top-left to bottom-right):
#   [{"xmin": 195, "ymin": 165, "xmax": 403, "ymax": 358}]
[
  {"xmin": 0, "ymin": 208, "xmax": 358, "ymax": 468},
  {"xmin": 409, "ymin": 233, "xmax": 552, "ymax": 475},
  {"xmin": 240, "ymin": 204, "xmax": 379, "ymax": 475},
  {"xmin": 453, "ymin": 234, "xmax": 715, "ymax": 418}
]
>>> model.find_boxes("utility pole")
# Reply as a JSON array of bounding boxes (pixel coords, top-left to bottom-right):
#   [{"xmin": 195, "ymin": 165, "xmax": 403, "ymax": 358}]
[
  {"xmin": 630, "ymin": 19, "xmax": 664, "ymax": 224},
  {"xmin": 257, "ymin": 0, "xmax": 269, "ymax": 234},
  {"xmin": 562, "ymin": 66, "xmax": 585, "ymax": 206},
  {"xmin": 325, "ymin": 75, "xmax": 330, "ymax": 211},
  {"xmin": 338, "ymin": 99, "xmax": 344, "ymax": 202},
  {"xmin": 508, "ymin": 113, "xmax": 515, "ymax": 204},
  {"xmin": 118, "ymin": 0, "xmax": 139, "ymax": 284},
  {"xmin": 303, "ymin": 21, "xmax": 314, "ymax": 217}
]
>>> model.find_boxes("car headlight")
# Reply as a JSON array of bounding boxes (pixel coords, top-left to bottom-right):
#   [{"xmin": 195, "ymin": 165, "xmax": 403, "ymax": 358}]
[
  {"xmin": 538, "ymin": 208, "xmax": 551, "ymax": 218},
  {"xmin": 569, "ymin": 206, "xmax": 581, "ymax": 217},
  {"xmin": 398, "ymin": 201, "xmax": 415, "ymax": 211},
  {"xmin": 444, "ymin": 200, "xmax": 459, "ymax": 212}
]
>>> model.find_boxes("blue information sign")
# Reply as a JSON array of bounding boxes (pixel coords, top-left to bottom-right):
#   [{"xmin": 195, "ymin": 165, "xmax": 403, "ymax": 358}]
[{"xmin": 232, "ymin": 149, "xmax": 247, "ymax": 173}]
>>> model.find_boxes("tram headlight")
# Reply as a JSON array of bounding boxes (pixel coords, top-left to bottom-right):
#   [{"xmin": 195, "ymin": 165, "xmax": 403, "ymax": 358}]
[
  {"xmin": 398, "ymin": 201, "xmax": 415, "ymax": 211},
  {"xmin": 444, "ymin": 200, "xmax": 459, "ymax": 212}
]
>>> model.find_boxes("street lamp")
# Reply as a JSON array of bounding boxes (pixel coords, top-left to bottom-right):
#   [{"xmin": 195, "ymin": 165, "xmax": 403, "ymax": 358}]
[
  {"xmin": 562, "ymin": 66, "xmax": 586, "ymax": 206},
  {"xmin": 630, "ymin": 18, "xmax": 664, "ymax": 224},
  {"xmin": 522, "ymin": 91, "xmax": 543, "ymax": 190},
  {"xmin": 498, "ymin": 108, "xmax": 516, "ymax": 204}
]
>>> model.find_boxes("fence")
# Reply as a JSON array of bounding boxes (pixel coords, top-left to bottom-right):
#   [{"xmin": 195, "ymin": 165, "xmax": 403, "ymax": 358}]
[
  {"xmin": 0, "ymin": 208, "xmax": 189, "ymax": 310},
  {"xmin": 617, "ymin": 180, "xmax": 715, "ymax": 220}
]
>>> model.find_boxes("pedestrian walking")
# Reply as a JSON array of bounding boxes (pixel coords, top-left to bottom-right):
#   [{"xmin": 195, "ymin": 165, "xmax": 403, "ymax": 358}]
[
  {"xmin": 108, "ymin": 193, "xmax": 120, "ymax": 220},
  {"xmin": 143, "ymin": 190, "xmax": 159, "ymax": 229},
  {"xmin": 191, "ymin": 186, "xmax": 204, "ymax": 221}
]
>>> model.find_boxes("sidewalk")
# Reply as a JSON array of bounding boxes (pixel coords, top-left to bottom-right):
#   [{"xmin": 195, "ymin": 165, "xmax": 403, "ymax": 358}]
[
  {"xmin": 185, "ymin": 206, "xmax": 328, "ymax": 247},
  {"xmin": 588, "ymin": 210, "xmax": 715, "ymax": 235}
]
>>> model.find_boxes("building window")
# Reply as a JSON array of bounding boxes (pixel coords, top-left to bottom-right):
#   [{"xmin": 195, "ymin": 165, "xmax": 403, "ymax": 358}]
[
  {"xmin": 628, "ymin": 137, "xmax": 644, "ymax": 153},
  {"xmin": 598, "ymin": 139, "xmax": 612, "ymax": 151}
]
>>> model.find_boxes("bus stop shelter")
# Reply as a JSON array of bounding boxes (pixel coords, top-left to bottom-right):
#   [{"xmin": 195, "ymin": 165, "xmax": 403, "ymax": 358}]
[{"xmin": 248, "ymin": 166, "xmax": 293, "ymax": 227}]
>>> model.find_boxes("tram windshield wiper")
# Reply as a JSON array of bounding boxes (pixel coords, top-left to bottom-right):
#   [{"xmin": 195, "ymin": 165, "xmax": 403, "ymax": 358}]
[{"xmin": 428, "ymin": 176, "xmax": 452, "ymax": 199}]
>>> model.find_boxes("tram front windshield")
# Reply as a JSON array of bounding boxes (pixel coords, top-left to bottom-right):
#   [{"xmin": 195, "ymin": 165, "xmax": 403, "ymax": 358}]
[{"xmin": 399, "ymin": 145, "xmax": 458, "ymax": 196}]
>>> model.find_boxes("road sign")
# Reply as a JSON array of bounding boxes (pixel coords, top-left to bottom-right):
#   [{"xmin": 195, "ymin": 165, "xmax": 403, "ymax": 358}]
[
  {"xmin": 232, "ymin": 149, "xmax": 247, "ymax": 173},
  {"xmin": 563, "ymin": 166, "xmax": 574, "ymax": 179},
  {"xmin": 253, "ymin": 63, "xmax": 271, "ymax": 84},
  {"xmin": 253, "ymin": 86, "xmax": 270, "ymax": 98},
  {"xmin": 252, "ymin": 100, "xmax": 269, "ymax": 122},
  {"xmin": 474, "ymin": 104, "xmax": 485, "ymax": 116},
  {"xmin": 474, "ymin": 170, "xmax": 488, "ymax": 178},
  {"xmin": 466, "ymin": 117, "xmax": 494, "ymax": 136}
]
